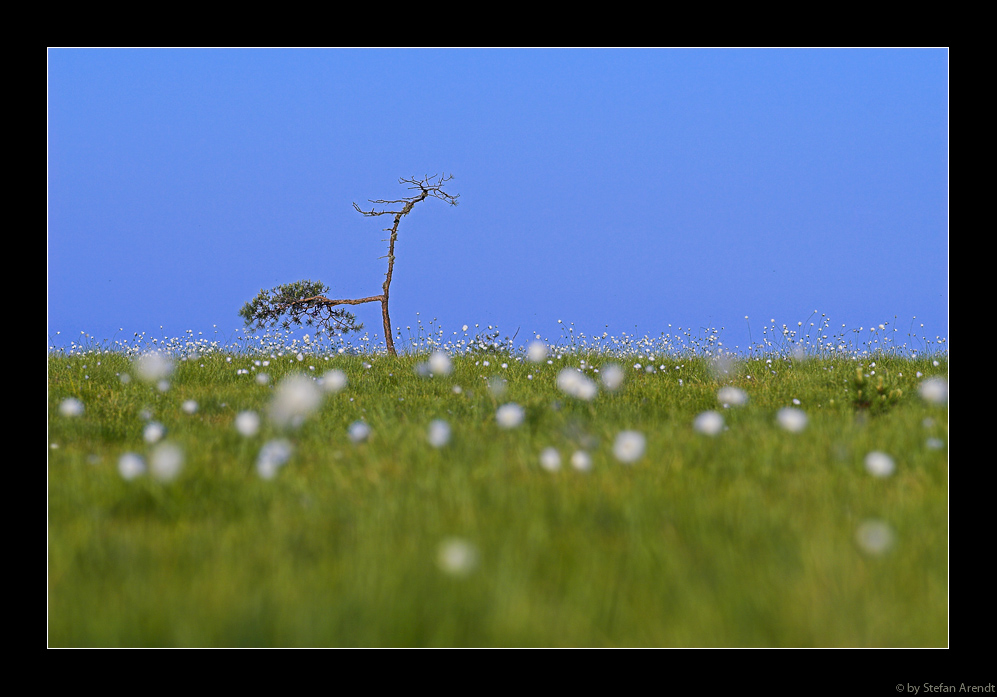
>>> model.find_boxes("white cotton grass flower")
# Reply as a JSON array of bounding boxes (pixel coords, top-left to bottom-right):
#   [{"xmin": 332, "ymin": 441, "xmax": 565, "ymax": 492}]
[
  {"xmin": 134, "ymin": 351, "xmax": 174, "ymax": 384},
  {"xmin": 527, "ymin": 341, "xmax": 548, "ymax": 363},
  {"xmin": 855, "ymin": 520, "xmax": 895, "ymax": 556},
  {"xmin": 150, "ymin": 442, "xmax": 183, "ymax": 482},
  {"xmin": 864, "ymin": 451, "xmax": 896, "ymax": 478},
  {"xmin": 59, "ymin": 397, "xmax": 84, "ymax": 417},
  {"xmin": 708, "ymin": 355, "xmax": 737, "ymax": 379},
  {"xmin": 570, "ymin": 450, "xmax": 593, "ymax": 472},
  {"xmin": 256, "ymin": 372, "xmax": 270, "ymax": 385},
  {"xmin": 427, "ymin": 419, "xmax": 451, "ymax": 448},
  {"xmin": 600, "ymin": 363, "xmax": 625, "ymax": 392},
  {"xmin": 776, "ymin": 407, "xmax": 808, "ymax": 433},
  {"xmin": 269, "ymin": 374, "xmax": 323, "ymax": 429},
  {"xmin": 320, "ymin": 369, "xmax": 347, "ymax": 393},
  {"xmin": 539, "ymin": 447, "xmax": 561, "ymax": 472},
  {"xmin": 487, "ymin": 377, "xmax": 507, "ymax": 398},
  {"xmin": 557, "ymin": 368, "xmax": 598, "ymax": 401},
  {"xmin": 256, "ymin": 439, "xmax": 293, "ymax": 480},
  {"xmin": 118, "ymin": 452, "xmax": 146, "ymax": 480},
  {"xmin": 613, "ymin": 431, "xmax": 646, "ymax": 464},
  {"xmin": 181, "ymin": 400, "xmax": 198, "ymax": 414},
  {"xmin": 143, "ymin": 421, "xmax": 166, "ymax": 444},
  {"xmin": 348, "ymin": 421, "xmax": 372, "ymax": 443},
  {"xmin": 428, "ymin": 351, "xmax": 452, "ymax": 376},
  {"xmin": 495, "ymin": 403, "xmax": 525, "ymax": 429},
  {"xmin": 717, "ymin": 386, "xmax": 748, "ymax": 407},
  {"xmin": 693, "ymin": 410, "xmax": 725, "ymax": 436},
  {"xmin": 436, "ymin": 538, "xmax": 479, "ymax": 577},
  {"xmin": 919, "ymin": 377, "xmax": 948, "ymax": 405},
  {"xmin": 235, "ymin": 411, "xmax": 260, "ymax": 437}
]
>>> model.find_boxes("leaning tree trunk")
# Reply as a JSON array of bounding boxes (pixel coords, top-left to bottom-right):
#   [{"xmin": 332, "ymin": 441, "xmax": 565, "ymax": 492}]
[
  {"xmin": 377, "ymin": 195, "xmax": 421, "ymax": 357},
  {"xmin": 355, "ymin": 176, "xmax": 457, "ymax": 356}
]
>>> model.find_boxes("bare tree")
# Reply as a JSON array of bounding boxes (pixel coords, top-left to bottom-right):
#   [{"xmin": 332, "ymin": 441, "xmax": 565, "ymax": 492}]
[{"xmin": 240, "ymin": 174, "xmax": 459, "ymax": 356}]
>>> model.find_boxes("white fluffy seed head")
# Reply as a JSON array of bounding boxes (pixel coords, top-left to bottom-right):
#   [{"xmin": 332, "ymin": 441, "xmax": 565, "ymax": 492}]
[
  {"xmin": 134, "ymin": 351, "xmax": 174, "ymax": 383},
  {"xmin": 427, "ymin": 419, "xmax": 451, "ymax": 448},
  {"xmin": 150, "ymin": 442, "xmax": 183, "ymax": 482},
  {"xmin": 118, "ymin": 453, "xmax": 146, "ymax": 480},
  {"xmin": 600, "ymin": 364, "xmax": 625, "ymax": 391},
  {"xmin": 487, "ymin": 377, "xmax": 507, "ymax": 398},
  {"xmin": 613, "ymin": 431, "xmax": 646, "ymax": 464},
  {"xmin": 269, "ymin": 374, "xmax": 322, "ymax": 429},
  {"xmin": 235, "ymin": 411, "xmax": 260, "ymax": 437},
  {"xmin": 557, "ymin": 368, "xmax": 598, "ymax": 401},
  {"xmin": 348, "ymin": 421, "xmax": 372, "ymax": 443},
  {"xmin": 495, "ymin": 403, "xmax": 525, "ymax": 429},
  {"xmin": 59, "ymin": 398, "xmax": 84, "ymax": 417},
  {"xmin": 864, "ymin": 451, "xmax": 895, "ymax": 477},
  {"xmin": 856, "ymin": 520, "xmax": 895, "ymax": 555},
  {"xmin": 527, "ymin": 341, "xmax": 548, "ymax": 363},
  {"xmin": 776, "ymin": 407, "xmax": 808, "ymax": 433},
  {"xmin": 428, "ymin": 351, "xmax": 452, "ymax": 376},
  {"xmin": 256, "ymin": 439, "xmax": 292, "ymax": 479},
  {"xmin": 717, "ymin": 386, "xmax": 748, "ymax": 407},
  {"xmin": 570, "ymin": 450, "xmax": 593, "ymax": 472},
  {"xmin": 320, "ymin": 369, "xmax": 347, "ymax": 393},
  {"xmin": 143, "ymin": 422, "xmax": 166, "ymax": 444},
  {"xmin": 437, "ymin": 538, "xmax": 479, "ymax": 577},
  {"xmin": 693, "ymin": 410, "xmax": 725, "ymax": 436},
  {"xmin": 919, "ymin": 377, "xmax": 948, "ymax": 405},
  {"xmin": 539, "ymin": 447, "xmax": 561, "ymax": 472}
]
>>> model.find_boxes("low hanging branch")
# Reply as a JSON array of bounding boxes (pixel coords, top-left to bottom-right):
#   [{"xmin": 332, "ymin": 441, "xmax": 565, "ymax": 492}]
[{"xmin": 239, "ymin": 174, "xmax": 459, "ymax": 356}]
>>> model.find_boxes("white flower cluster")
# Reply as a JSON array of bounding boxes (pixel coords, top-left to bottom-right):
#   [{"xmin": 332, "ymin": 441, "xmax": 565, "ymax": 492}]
[{"xmin": 557, "ymin": 368, "xmax": 598, "ymax": 401}]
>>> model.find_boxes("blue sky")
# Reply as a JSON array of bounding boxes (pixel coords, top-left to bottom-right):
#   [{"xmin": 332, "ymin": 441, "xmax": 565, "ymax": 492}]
[{"xmin": 48, "ymin": 48, "xmax": 948, "ymax": 354}]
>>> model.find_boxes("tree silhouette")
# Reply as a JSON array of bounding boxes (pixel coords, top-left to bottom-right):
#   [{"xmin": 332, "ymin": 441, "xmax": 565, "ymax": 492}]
[{"xmin": 240, "ymin": 174, "xmax": 459, "ymax": 356}]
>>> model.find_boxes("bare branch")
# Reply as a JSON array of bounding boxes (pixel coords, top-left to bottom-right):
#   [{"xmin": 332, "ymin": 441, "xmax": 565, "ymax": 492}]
[
  {"xmin": 353, "ymin": 173, "xmax": 459, "ymax": 216},
  {"xmin": 276, "ymin": 294, "xmax": 384, "ymax": 310},
  {"xmin": 399, "ymin": 173, "xmax": 460, "ymax": 206},
  {"xmin": 353, "ymin": 201, "xmax": 404, "ymax": 217}
]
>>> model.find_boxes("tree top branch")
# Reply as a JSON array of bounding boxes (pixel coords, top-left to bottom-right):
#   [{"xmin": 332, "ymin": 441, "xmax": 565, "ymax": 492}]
[{"xmin": 352, "ymin": 173, "xmax": 459, "ymax": 216}]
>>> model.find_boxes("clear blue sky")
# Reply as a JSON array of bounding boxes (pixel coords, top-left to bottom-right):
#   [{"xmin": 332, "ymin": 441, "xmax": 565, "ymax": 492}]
[{"xmin": 48, "ymin": 48, "xmax": 948, "ymax": 354}]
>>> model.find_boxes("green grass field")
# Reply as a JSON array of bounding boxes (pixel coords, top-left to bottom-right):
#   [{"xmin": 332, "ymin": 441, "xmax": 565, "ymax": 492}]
[{"xmin": 48, "ymin": 344, "xmax": 948, "ymax": 647}]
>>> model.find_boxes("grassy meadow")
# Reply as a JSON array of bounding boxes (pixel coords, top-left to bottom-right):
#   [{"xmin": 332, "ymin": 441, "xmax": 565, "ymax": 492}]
[{"xmin": 48, "ymin": 331, "xmax": 948, "ymax": 647}]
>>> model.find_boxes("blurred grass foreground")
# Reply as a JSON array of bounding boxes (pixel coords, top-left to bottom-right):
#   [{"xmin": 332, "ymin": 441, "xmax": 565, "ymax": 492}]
[{"xmin": 48, "ymin": 342, "xmax": 948, "ymax": 647}]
